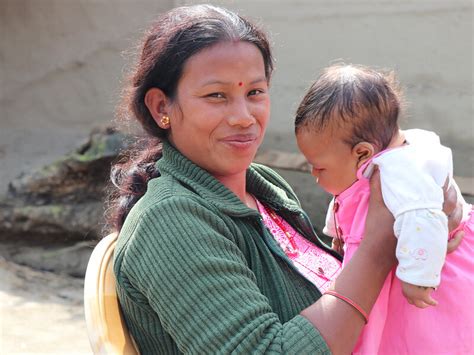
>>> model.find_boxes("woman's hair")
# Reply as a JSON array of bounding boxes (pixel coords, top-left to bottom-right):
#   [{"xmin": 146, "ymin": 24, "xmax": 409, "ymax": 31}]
[
  {"xmin": 294, "ymin": 64, "xmax": 404, "ymax": 150},
  {"xmin": 107, "ymin": 5, "xmax": 274, "ymax": 233}
]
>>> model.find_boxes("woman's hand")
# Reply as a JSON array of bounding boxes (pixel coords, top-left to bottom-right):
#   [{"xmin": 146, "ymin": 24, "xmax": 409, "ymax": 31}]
[
  {"xmin": 363, "ymin": 168, "xmax": 396, "ymax": 256},
  {"xmin": 302, "ymin": 169, "xmax": 397, "ymax": 355},
  {"xmin": 443, "ymin": 178, "xmax": 464, "ymax": 253}
]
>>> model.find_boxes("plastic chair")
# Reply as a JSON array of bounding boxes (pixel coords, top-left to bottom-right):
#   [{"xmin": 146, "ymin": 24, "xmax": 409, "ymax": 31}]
[{"xmin": 84, "ymin": 233, "xmax": 139, "ymax": 354}]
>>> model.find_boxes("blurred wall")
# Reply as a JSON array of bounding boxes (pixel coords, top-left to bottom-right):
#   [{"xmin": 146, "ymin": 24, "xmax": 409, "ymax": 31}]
[{"xmin": 1, "ymin": 0, "xmax": 472, "ymax": 223}]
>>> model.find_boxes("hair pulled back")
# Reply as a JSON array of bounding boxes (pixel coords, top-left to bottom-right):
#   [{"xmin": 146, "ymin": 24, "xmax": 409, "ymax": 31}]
[
  {"xmin": 295, "ymin": 64, "xmax": 403, "ymax": 151},
  {"xmin": 107, "ymin": 5, "xmax": 274, "ymax": 233}
]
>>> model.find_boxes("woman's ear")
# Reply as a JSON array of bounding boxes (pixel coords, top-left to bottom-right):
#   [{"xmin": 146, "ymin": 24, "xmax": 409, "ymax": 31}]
[
  {"xmin": 144, "ymin": 88, "xmax": 171, "ymax": 129},
  {"xmin": 352, "ymin": 142, "xmax": 375, "ymax": 168}
]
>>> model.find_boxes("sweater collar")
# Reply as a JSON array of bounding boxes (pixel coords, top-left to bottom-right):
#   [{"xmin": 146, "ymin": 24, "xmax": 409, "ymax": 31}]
[{"xmin": 156, "ymin": 141, "xmax": 299, "ymax": 217}]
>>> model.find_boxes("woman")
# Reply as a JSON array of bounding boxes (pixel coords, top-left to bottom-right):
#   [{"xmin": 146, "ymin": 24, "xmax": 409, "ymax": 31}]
[{"xmin": 108, "ymin": 5, "xmax": 462, "ymax": 354}]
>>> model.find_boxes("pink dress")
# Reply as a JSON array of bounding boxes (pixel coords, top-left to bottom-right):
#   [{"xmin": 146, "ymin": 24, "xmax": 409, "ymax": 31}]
[{"xmin": 331, "ymin": 160, "xmax": 474, "ymax": 354}]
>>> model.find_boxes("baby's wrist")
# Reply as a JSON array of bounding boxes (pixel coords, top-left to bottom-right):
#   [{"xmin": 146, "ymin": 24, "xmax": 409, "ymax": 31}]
[{"xmin": 398, "ymin": 277, "xmax": 439, "ymax": 289}]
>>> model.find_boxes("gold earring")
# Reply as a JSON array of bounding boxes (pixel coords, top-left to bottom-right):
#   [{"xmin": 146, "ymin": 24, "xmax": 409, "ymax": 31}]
[{"xmin": 160, "ymin": 115, "xmax": 170, "ymax": 126}]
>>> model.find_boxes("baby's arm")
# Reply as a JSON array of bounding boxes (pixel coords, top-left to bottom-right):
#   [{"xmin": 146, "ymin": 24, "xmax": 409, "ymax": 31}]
[
  {"xmin": 323, "ymin": 198, "xmax": 337, "ymax": 238},
  {"xmin": 372, "ymin": 135, "xmax": 452, "ymax": 308},
  {"xmin": 399, "ymin": 176, "xmax": 465, "ymax": 308},
  {"xmin": 394, "ymin": 209, "xmax": 448, "ymax": 308},
  {"xmin": 323, "ymin": 198, "xmax": 345, "ymax": 254}
]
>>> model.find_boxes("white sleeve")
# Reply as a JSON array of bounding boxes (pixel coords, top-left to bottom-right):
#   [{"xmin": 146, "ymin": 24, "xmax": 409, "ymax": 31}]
[
  {"xmin": 322, "ymin": 198, "xmax": 337, "ymax": 238},
  {"xmin": 373, "ymin": 148, "xmax": 446, "ymax": 216},
  {"xmin": 372, "ymin": 133, "xmax": 452, "ymax": 288},
  {"xmin": 394, "ymin": 209, "xmax": 448, "ymax": 287}
]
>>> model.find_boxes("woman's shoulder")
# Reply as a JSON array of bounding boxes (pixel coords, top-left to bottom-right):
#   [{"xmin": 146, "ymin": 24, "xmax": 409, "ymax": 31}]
[
  {"xmin": 116, "ymin": 175, "xmax": 216, "ymax": 239},
  {"xmin": 131, "ymin": 174, "xmax": 202, "ymax": 213},
  {"xmin": 122, "ymin": 174, "xmax": 222, "ymax": 233}
]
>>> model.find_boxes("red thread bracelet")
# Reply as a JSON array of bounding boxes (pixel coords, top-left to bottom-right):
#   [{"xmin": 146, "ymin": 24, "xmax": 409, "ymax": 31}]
[{"xmin": 324, "ymin": 290, "xmax": 369, "ymax": 324}]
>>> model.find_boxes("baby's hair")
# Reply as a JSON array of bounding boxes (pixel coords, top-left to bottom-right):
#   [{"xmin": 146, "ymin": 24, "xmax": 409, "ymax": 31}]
[{"xmin": 295, "ymin": 64, "xmax": 404, "ymax": 151}]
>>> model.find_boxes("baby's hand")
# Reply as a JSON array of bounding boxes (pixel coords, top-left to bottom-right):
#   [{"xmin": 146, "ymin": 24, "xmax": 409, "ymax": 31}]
[
  {"xmin": 401, "ymin": 281, "xmax": 437, "ymax": 308},
  {"xmin": 331, "ymin": 237, "xmax": 344, "ymax": 255}
]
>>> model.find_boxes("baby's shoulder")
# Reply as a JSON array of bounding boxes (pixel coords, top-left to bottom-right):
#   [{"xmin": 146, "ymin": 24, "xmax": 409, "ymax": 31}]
[{"xmin": 403, "ymin": 128, "xmax": 441, "ymax": 146}]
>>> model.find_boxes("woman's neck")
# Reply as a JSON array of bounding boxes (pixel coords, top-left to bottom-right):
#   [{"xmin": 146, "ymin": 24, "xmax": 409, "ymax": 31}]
[{"xmin": 213, "ymin": 171, "xmax": 257, "ymax": 210}]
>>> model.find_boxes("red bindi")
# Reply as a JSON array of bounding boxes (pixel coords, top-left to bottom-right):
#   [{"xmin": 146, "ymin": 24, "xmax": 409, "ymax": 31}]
[{"xmin": 238, "ymin": 82, "xmax": 243, "ymax": 86}]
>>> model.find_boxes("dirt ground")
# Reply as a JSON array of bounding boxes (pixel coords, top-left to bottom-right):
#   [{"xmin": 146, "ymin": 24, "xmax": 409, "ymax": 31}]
[{"xmin": 0, "ymin": 257, "xmax": 91, "ymax": 354}]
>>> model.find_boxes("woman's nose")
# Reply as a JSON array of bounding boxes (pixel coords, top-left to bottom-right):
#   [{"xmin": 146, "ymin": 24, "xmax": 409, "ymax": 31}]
[{"xmin": 227, "ymin": 98, "xmax": 255, "ymax": 127}]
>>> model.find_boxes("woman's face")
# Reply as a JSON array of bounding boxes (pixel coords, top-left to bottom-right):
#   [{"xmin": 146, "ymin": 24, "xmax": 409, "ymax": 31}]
[{"xmin": 167, "ymin": 41, "xmax": 270, "ymax": 180}]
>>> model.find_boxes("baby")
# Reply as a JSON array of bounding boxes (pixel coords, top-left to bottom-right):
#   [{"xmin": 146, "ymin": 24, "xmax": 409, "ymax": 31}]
[{"xmin": 295, "ymin": 64, "xmax": 474, "ymax": 354}]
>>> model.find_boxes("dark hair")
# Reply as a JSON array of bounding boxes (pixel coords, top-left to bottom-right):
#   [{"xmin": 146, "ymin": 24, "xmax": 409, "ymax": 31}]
[
  {"xmin": 294, "ymin": 64, "xmax": 403, "ymax": 150},
  {"xmin": 107, "ymin": 5, "xmax": 274, "ymax": 232}
]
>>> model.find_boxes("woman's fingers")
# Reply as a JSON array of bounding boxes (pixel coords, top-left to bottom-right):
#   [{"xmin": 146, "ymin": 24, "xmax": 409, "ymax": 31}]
[
  {"xmin": 447, "ymin": 203, "xmax": 463, "ymax": 232},
  {"xmin": 441, "ymin": 178, "xmax": 465, "ymax": 254},
  {"xmin": 447, "ymin": 230, "xmax": 464, "ymax": 253},
  {"xmin": 442, "ymin": 178, "xmax": 464, "ymax": 232},
  {"xmin": 366, "ymin": 168, "xmax": 395, "ymax": 240},
  {"xmin": 365, "ymin": 167, "xmax": 396, "ymax": 240},
  {"xmin": 442, "ymin": 178, "xmax": 457, "ymax": 216},
  {"xmin": 368, "ymin": 168, "xmax": 385, "ymax": 204}
]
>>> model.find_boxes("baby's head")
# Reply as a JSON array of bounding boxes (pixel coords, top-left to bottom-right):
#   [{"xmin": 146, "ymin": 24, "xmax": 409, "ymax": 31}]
[{"xmin": 295, "ymin": 64, "xmax": 403, "ymax": 195}]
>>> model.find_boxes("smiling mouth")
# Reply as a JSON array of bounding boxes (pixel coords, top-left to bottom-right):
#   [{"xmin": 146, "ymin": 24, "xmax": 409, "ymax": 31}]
[{"xmin": 221, "ymin": 134, "xmax": 258, "ymax": 148}]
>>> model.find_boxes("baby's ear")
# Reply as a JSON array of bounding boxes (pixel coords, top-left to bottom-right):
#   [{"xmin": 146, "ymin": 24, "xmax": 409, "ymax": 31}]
[{"xmin": 352, "ymin": 142, "xmax": 375, "ymax": 168}]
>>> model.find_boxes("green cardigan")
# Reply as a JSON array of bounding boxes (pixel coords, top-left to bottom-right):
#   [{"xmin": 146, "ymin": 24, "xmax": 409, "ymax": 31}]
[{"xmin": 114, "ymin": 142, "xmax": 340, "ymax": 354}]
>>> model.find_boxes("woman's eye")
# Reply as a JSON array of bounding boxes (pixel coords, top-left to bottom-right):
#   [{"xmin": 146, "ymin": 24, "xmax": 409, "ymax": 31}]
[
  {"xmin": 248, "ymin": 89, "xmax": 265, "ymax": 96},
  {"xmin": 207, "ymin": 92, "xmax": 225, "ymax": 99}
]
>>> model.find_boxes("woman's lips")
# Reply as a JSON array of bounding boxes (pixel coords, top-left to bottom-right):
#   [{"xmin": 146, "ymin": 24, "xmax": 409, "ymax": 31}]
[{"xmin": 221, "ymin": 134, "xmax": 258, "ymax": 149}]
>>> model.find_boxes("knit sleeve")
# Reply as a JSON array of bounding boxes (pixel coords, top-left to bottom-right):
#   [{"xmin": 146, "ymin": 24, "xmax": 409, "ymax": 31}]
[{"xmin": 117, "ymin": 196, "xmax": 330, "ymax": 354}]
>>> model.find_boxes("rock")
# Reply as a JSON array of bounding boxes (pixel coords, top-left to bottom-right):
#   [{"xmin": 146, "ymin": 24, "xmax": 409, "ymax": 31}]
[
  {"xmin": 9, "ymin": 126, "xmax": 128, "ymax": 204},
  {"xmin": 0, "ymin": 127, "xmax": 131, "ymax": 242},
  {"xmin": 0, "ymin": 241, "xmax": 95, "ymax": 277},
  {"xmin": 0, "ymin": 202, "xmax": 103, "ymax": 240}
]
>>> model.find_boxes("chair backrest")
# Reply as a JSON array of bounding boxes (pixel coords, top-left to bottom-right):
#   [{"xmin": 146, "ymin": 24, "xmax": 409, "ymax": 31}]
[{"xmin": 84, "ymin": 233, "xmax": 139, "ymax": 354}]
